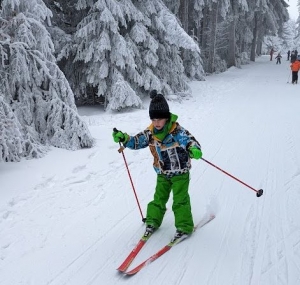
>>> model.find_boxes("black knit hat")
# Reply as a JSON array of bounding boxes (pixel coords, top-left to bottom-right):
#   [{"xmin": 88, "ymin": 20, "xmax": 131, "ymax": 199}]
[{"xmin": 149, "ymin": 90, "xmax": 170, "ymax": 119}]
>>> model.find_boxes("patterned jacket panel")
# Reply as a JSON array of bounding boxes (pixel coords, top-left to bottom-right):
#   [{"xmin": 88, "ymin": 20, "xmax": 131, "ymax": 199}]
[{"xmin": 125, "ymin": 123, "xmax": 201, "ymax": 176}]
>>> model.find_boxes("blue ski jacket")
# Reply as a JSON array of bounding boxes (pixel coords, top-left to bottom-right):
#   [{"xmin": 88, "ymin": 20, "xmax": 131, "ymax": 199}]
[{"xmin": 124, "ymin": 113, "xmax": 201, "ymax": 177}]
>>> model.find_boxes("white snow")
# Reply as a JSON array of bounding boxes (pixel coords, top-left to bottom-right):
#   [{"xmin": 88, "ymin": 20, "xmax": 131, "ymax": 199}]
[{"xmin": 1, "ymin": 55, "xmax": 300, "ymax": 285}]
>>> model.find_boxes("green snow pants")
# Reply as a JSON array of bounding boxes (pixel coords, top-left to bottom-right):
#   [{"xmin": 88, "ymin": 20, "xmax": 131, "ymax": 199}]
[{"xmin": 146, "ymin": 172, "xmax": 194, "ymax": 234}]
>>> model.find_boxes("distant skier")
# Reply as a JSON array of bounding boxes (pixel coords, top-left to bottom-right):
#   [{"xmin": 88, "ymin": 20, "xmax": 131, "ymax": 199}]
[
  {"xmin": 113, "ymin": 90, "xmax": 202, "ymax": 242},
  {"xmin": 290, "ymin": 51, "xmax": 296, "ymax": 63},
  {"xmin": 275, "ymin": 53, "xmax": 282, "ymax": 64},
  {"xmin": 290, "ymin": 60, "xmax": 300, "ymax": 84}
]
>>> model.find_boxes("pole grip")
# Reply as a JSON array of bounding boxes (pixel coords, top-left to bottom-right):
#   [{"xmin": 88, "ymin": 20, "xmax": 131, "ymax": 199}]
[{"xmin": 113, "ymin": 128, "xmax": 125, "ymax": 152}]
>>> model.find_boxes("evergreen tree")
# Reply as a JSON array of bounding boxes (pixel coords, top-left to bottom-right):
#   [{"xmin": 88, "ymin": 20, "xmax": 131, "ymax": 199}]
[
  {"xmin": 59, "ymin": 0, "xmax": 204, "ymax": 111},
  {"xmin": 281, "ymin": 20, "xmax": 296, "ymax": 51},
  {"xmin": 295, "ymin": 0, "xmax": 300, "ymax": 42},
  {"xmin": 248, "ymin": 0, "xmax": 289, "ymax": 61},
  {"xmin": 0, "ymin": 96, "xmax": 24, "ymax": 162},
  {"xmin": 163, "ymin": 0, "xmax": 290, "ymax": 69},
  {"xmin": 0, "ymin": 0, "xmax": 93, "ymax": 162},
  {"xmin": 134, "ymin": 0, "xmax": 204, "ymax": 89}
]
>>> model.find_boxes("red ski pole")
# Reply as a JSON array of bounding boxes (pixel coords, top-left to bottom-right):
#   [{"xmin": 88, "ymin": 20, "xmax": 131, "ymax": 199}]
[
  {"xmin": 114, "ymin": 128, "xmax": 146, "ymax": 222},
  {"xmin": 201, "ymin": 158, "xmax": 263, "ymax": 197}
]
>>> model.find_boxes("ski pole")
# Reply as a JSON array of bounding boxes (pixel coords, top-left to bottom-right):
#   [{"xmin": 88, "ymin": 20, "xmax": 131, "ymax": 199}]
[
  {"xmin": 201, "ymin": 158, "xmax": 263, "ymax": 197},
  {"xmin": 113, "ymin": 128, "xmax": 146, "ymax": 222},
  {"xmin": 287, "ymin": 71, "xmax": 291, "ymax": 83}
]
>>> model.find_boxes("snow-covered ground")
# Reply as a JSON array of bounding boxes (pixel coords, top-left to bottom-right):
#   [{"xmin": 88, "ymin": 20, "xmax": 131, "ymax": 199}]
[{"xmin": 1, "ymin": 55, "xmax": 300, "ymax": 285}]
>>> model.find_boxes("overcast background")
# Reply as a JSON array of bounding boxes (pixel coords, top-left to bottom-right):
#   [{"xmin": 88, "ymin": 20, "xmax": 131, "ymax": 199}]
[{"xmin": 287, "ymin": 0, "xmax": 298, "ymax": 20}]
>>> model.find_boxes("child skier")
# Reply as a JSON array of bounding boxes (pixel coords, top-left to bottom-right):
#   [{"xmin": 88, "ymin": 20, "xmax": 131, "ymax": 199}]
[
  {"xmin": 275, "ymin": 53, "xmax": 282, "ymax": 64},
  {"xmin": 290, "ymin": 59, "xmax": 300, "ymax": 84},
  {"xmin": 113, "ymin": 90, "xmax": 202, "ymax": 241}
]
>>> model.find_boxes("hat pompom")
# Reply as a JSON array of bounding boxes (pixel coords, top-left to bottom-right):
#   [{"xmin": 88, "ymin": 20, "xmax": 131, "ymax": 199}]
[{"xmin": 150, "ymin": 89, "xmax": 158, "ymax": 99}]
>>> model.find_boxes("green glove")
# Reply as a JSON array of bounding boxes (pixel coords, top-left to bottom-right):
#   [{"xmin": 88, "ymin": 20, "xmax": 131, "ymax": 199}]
[
  {"xmin": 112, "ymin": 130, "xmax": 129, "ymax": 143},
  {"xmin": 189, "ymin": 146, "xmax": 202, "ymax": 159}
]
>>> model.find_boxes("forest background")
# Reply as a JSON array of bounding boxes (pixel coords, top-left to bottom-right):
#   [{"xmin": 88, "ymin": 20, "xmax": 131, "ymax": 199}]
[{"xmin": 0, "ymin": 0, "xmax": 300, "ymax": 162}]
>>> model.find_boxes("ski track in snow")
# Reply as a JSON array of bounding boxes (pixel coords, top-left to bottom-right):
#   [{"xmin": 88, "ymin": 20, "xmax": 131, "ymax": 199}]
[{"xmin": 1, "ymin": 56, "xmax": 300, "ymax": 284}]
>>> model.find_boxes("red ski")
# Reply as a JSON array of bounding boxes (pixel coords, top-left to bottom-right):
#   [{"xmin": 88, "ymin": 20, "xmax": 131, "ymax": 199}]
[
  {"xmin": 124, "ymin": 214, "xmax": 215, "ymax": 275},
  {"xmin": 117, "ymin": 233, "xmax": 153, "ymax": 272}
]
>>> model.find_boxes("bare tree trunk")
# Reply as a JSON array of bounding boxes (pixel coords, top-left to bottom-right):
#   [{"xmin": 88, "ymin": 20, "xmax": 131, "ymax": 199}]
[
  {"xmin": 179, "ymin": 0, "xmax": 189, "ymax": 33},
  {"xmin": 227, "ymin": 17, "xmax": 236, "ymax": 67},
  {"xmin": 250, "ymin": 13, "xmax": 258, "ymax": 62},
  {"xmin": 200, "ymin": 6, "xmax": 209, "ymax": 48},
  {"xmin": 208, "ymin": 2, "xmax": 218, "ymax": 73},
  {"xmin": 256, "ymin": 19, "xmax": 265, "ymax": 56},
  {"xmin": 227, "ymin": 0, "xmax": 237, "ymax": 67}
]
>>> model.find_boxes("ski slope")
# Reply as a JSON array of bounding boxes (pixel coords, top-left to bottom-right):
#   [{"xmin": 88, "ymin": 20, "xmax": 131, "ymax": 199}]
[{"xmin": 1, "ymin": 55, "xmax": 300, "ymax": 285}]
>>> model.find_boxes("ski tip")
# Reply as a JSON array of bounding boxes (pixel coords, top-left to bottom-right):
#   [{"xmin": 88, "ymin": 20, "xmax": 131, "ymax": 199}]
[
  {"xmin": 204, "ymin": 213, "xmax": 216, "ymax": 222},
  {"xmin": 123, "ymin": 265, "xmax": 144, "ymax": 276},
  {"xmin": 210, "ymin": 213, "xmax": 216, "ymax": 219},
  {"xmin": 117, "ymin": 265, "xmax": 129, "ymax": 273},
  {"xmin": 124, "ymin": 271, "xmax": 138, "ymax": 276}
]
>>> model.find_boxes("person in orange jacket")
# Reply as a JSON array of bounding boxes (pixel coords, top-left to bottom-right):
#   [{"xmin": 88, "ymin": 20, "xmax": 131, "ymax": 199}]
[{"xmin": 290, "ymin": 60, "xmax": 300, "ymax": 84}]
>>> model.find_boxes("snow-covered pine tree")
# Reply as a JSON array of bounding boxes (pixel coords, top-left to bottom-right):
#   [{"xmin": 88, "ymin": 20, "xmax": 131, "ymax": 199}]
[
  {"xmin": 60, "ymin": 0, "xmax": 204, "ymax": 111},
  {"xmin": 0, "ymin": 0, "xmax": 93, "ymax": 162},
  {"xmin": 294, "ymin": 1, "xmax": 300, "ymax": 45},
  {"xmin": 281, "ymin": 20, "xmax": 296, "ymax": 51},
  {"xmin": 163, "ymin": 0, "xmax": 289, "ymax": 71},
  {"xmin": 133, "ymin": 0, "xmax": 204, "ymax": 94},
  {"xmin": 246, "ymin": 0, "xmax": 286, "ymax": 60},
  {"xmin": 0, "ymin": 96, "xmax": 23, "ymax": 162},
  {"xmin": 263, "ymin": 15, "xmax": 297, "ymax": 56},
  {"xmin": 60, "ymin": 0, "xmax": 143, "ymax": 111}
]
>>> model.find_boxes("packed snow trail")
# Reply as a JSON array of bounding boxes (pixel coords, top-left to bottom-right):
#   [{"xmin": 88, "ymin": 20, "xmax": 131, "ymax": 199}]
[{"xmin": 0, "ymin": 56, "xmax": 300, "ymax": 285}]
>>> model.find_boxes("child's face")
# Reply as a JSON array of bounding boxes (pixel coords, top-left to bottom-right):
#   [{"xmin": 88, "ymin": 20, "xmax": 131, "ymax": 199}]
[{"xmin": 151, "ymin": 118, "xmax": 168, "ymax": 130}]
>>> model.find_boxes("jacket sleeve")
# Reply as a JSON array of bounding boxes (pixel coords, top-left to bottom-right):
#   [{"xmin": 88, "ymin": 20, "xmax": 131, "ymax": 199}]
[
  {"xmin": 177, "ymin": 125, "xmax": 201, "ymax": 150},
  {"xmin": 124, "ymin": 130, "xmax": 150, "ymax": 150}
]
